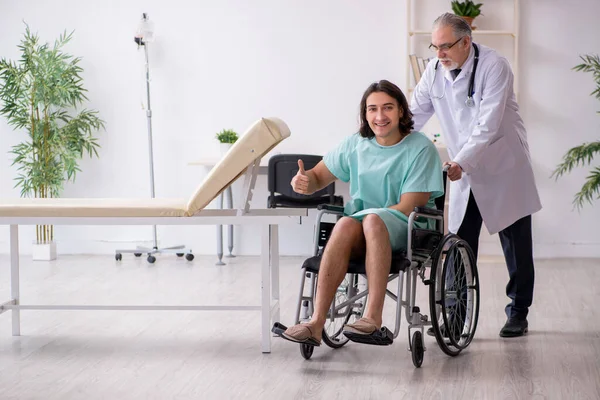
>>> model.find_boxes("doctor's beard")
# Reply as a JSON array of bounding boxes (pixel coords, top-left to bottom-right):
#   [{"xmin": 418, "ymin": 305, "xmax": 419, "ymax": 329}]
[{"xmin": 439, "ymin": 59, "xmax": 460, "ymax": 71}]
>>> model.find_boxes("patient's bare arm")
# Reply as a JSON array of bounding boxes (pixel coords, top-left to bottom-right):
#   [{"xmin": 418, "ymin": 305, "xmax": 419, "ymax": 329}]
[{"xmin": 388, "ymin": 192, "xmax": 431, "ymax": 217}]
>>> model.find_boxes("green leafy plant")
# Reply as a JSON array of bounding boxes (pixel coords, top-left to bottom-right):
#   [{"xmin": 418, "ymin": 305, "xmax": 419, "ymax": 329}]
[
  {"xmin": 215, "ymin": 128, "xmax": 238, "ymax": 144},
  {"xmin": 573, "ymin": 54, "xmax": 600, "ymax": 110},
  {"xmin": 551, "ymin": 54, "xmax": 600, "ymax": 209},
  {"xmin": 0, "ymin": 25, "xmax": 104, "ymax": 243},
  {"xmin": 451, "ymin": 0, "xmax": 483, "ymax": 17}
]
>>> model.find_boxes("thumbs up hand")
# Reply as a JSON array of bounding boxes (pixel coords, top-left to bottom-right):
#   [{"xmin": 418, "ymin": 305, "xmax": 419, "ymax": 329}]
[{"xmin": 291, "ymin": 159, "xmax": 311, "ymax": 194}]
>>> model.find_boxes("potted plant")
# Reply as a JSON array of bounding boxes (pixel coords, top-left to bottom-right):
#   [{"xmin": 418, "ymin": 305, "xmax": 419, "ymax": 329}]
[
  {"xmin": 552, "ymin": 54, "xmax": 600, "ymax": 209},
  {"xmin": 215, "ymin": 128, "xmax": 238, "ymax": 155},
  {"xmin": 451, "ymin": 0, "xmax": 483, "ymax": 29},
  {"xmin": 0, "ymin": 25, "xmax": 104, "ymax": 260}
]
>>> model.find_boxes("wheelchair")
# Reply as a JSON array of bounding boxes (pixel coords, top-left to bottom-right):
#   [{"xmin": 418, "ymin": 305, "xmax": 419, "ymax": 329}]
[{"xmin": 273, "ymin": 176, "xmax": 480, "ymax": 368}]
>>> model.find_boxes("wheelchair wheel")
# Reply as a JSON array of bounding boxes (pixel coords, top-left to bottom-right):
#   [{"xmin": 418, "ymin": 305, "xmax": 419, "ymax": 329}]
[
  {"xmin": 321, "ymin": 273, "xmax": 365, "ymax": 349},
  {"xmin": 428, "ymin": 234, "xmax": 480, "ymax": 357},
  {"xmin": 300, "ymin": 343, "xmax": 314, "ymax": 360},
  {"xmin": 411, "ymin": 330, "xmax": 424, "ymax": 368}
]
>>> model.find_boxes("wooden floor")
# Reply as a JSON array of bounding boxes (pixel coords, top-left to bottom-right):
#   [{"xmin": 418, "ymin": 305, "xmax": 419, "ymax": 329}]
[{"xmin": 0, "ymin": 254, "xmax": 599, "ymax": 399}]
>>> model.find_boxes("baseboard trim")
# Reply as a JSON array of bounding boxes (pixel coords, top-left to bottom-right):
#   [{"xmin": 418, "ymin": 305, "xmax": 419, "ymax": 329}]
[
  {"xmin": 1, "ymin": 240, "xmax": 598, "ymax": 258},
  {"xmin": 478, "ymin": 239, "xmax": 600, "ymax": 259}
]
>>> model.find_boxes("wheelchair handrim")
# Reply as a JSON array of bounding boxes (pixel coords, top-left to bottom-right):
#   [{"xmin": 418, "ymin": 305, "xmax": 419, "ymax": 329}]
[{"xmin": 439, "ymin": 238, "xmax": 479, "ymax": 350}]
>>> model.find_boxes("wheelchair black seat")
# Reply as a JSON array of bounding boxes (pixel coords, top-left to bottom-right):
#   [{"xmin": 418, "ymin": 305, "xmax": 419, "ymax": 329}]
[{"xmin": 302, "ymin": 251, "xmax": 411, "ymax": 275}]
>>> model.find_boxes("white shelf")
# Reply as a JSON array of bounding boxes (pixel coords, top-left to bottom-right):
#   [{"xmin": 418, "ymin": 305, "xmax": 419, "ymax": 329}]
[
  {"xmin": 409, "ymin": 30, "xmax": 515, "ymax": 37},
  {"xmin": 406, "ymin": 0, "xmax": 521, "ymax": 115}
]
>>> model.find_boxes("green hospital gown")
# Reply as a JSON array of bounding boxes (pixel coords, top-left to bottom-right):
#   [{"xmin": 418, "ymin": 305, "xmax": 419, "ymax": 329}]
[{"xmin": 323, "ymin": 131, "xmax": 444, "ymax": 251}]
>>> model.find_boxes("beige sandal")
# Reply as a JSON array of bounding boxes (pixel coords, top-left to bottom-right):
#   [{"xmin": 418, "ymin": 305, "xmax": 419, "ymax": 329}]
[
  {"xmin": 343, "ymin": 317, "xmax": 380, "ymax": 335},
  {"xmin": 281, "ymin": 324, "xmax": 321, "ymax": 346}
]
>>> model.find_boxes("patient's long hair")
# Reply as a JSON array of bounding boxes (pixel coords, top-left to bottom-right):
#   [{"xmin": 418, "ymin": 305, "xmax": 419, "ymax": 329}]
[{"xmin": 359, "ymin": 80, "xmax": 414, "ymax": 139}]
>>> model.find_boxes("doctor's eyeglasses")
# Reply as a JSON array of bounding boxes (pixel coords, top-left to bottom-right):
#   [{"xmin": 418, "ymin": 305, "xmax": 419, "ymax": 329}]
[{"xmin": 429, "ymin": 37, "xmax": 464, "ymax": 52}]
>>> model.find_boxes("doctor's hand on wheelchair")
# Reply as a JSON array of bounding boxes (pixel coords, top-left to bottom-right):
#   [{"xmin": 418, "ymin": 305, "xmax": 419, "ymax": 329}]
[{"xmin": 443, "ymin": 161, "xmax": 463, "ymax": 181}]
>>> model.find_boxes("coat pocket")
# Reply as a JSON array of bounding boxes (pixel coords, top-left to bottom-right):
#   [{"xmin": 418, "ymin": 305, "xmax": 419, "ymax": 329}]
[{"xmin": 482, "ymin": 136, "xmax": 515, "ymax": 175}]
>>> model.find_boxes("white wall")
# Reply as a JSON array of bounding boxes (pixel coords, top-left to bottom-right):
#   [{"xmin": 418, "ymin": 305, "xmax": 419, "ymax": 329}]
[
  {"xmin": 516, "ymin": 0, "xmax": 600, "ymax": 258},
  {"xmin": 0, "ymin": 0, "xmax": 598, "ymax": 258},
  {"xmin": 478, "ymin": 0, "xmax": 600, "ymax": 258}
]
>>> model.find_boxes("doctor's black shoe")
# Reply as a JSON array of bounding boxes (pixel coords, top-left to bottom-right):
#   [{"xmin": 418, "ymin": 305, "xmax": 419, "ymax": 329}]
[{"xmin": 499, "ymin": 318, "xmax": 528, "ymax": 338}]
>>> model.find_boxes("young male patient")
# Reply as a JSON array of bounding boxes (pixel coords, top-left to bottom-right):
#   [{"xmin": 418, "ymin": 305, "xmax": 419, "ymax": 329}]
[{"xmin": 279, "ymin": 79, "xmax": 444, "ymax": 346}]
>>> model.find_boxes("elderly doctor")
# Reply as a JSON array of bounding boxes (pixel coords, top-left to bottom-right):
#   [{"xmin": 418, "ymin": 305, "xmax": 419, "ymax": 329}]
[{"xmin": 411, "ymin": 13, "xmax": 542, "ymax": 338}]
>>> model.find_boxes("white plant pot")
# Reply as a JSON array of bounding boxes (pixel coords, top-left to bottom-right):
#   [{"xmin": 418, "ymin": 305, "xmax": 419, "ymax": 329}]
[
  {"xmin": 32, "ymin": 241, "xmax": 57, "ymax": 261},
  {"xmin": 220, "ymin": 142, "xmax": 233, "ymax": 155}
]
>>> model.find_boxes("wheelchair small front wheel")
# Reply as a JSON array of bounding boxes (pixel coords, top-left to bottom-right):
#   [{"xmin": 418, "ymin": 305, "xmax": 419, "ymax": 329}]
[
  {"xmin": 411, "ymin": 330, "xmax": 424, "ymax": 368},
  {"xmin": 300, "ymin": 343, "xmax": 314, "ymax": 360}
]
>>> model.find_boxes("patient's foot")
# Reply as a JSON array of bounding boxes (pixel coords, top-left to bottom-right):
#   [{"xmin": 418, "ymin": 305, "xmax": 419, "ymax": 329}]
[
  {"xmin": 343, "ymin": 317, "xmax": 381, "ymax": 335},
  {"xmin": 281, "ymin": 322, "xmax": 323, "ymax": 346}
]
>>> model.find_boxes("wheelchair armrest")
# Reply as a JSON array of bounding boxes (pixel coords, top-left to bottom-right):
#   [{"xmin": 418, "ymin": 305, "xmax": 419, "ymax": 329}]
[
  {"xmin": 317, "ymin": 204, "xmax": 344, "ymax": 214},
  {"xmin": 411, "ymin": 228, "xmax": 443, "ymax": 254},
  {"xmin": 413, "ymin": 206, "xmax": 443, "ymax": 216}
]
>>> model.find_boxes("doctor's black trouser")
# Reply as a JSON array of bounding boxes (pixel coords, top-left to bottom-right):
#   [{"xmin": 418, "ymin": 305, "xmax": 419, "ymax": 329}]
[{"xmin": 454, "ymin": 190, "xmax": 535, "ymax": 321}]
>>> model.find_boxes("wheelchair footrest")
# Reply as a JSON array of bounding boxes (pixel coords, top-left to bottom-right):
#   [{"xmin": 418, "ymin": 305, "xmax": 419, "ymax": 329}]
[
  {"xmin": 271, "ymin": 322, "xmax": 288, "ymax": 337},
  {"xmin": 343, "ymin": 326, "xmax": 394, "ymax": 346}
]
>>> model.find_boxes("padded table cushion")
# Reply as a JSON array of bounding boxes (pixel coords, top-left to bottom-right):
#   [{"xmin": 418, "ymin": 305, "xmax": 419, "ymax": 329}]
[
  {"xmin": 186, "ymin": 117, "xmax": 290, "ymax": 215},
  {"xmin": 0, "ymin": 198, "xmax": 187, "ymax": 218},
  {"xmin": 0, "ymin": 117, "xmax": 290, "ymax": 218}
]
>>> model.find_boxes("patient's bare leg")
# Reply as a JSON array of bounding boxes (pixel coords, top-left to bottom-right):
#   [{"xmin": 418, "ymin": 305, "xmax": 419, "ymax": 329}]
[
  {"xmin": 361, "ymin": 214, "xmax": 392, "ymax": 328},
  {"xmin": 285, "ymin": 217, "xmax": 365, "ymax": 341}
]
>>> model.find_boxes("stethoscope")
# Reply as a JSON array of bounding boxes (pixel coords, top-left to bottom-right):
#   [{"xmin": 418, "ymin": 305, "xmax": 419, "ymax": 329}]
[{"xmin": 431, "ymin": 43, "xmax": 479, "ymax": 108}]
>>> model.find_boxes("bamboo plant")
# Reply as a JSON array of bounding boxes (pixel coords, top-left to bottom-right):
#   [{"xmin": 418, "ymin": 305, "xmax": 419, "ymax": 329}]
[
  {"xmin": 552, "ymin": 54, "xmax": 600, "ymax": 209},
  {"xmin": 0, "ymin": 25, "xmax": 104, "ymax": 243}
]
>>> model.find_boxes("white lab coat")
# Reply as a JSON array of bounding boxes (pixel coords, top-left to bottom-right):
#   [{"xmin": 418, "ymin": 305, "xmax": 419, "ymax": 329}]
[{"xmin": 410, "ymin": 43, "xmax": 541, "ymax": 234}]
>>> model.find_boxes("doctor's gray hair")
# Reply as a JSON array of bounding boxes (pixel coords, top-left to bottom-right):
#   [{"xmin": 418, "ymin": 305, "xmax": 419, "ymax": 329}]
[{"xmin": 433, "ymin": 12, "xmax": 472, "ymax": 38}]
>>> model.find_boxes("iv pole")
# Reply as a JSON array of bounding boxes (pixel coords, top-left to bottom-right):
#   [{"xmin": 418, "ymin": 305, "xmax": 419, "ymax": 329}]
[{"xmin": 115, "ymin": 13, "xmax": 194, "ymax": 264}]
